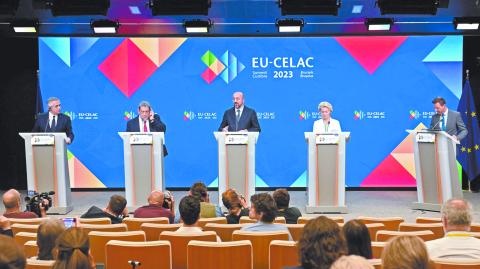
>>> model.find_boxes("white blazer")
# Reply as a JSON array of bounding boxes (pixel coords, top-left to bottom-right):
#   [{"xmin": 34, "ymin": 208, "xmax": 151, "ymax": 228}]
[{"xmin": 313, "ymin": 118, "xmax": 341, "ymax": 133}]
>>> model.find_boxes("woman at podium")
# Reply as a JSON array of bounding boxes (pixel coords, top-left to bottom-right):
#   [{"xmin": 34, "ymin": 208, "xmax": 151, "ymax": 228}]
[{"xmin": 313, "ymin": 101, "xmax": 341, "ymax": 133}]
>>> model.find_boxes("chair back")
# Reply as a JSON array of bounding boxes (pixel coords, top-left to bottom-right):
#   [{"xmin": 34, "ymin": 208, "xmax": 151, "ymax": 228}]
[
  {"xmin": 285, "ymin": 224, "xmax": 304, "ymax": 241},
  {"xmin": 11, "ymin": 224, "xmax": 39, "ymax": 236},
  {"xmin": 24, "ymin": 241, "xmax": 39, "ymax": 259},
  {"xmin": 297, "ymin": 216, "xmax": 344, "ymax": 224},
  {"xmin": 357, "ymin": 216, "xmax": 404, "ymax": 231},
  {"xmin": 365, "ymin": 223, "xmax": 386, "ymax": 241},
  {"xmin": 123, "ymin": 217, "xmax": 169, "ymax": 231},
  {"xmin": 81, "ymin": 223, "xmax": 128, "ymax": 234},
  {"xmin": 198, "ymin": 217, "xmax": 228, "ymax": 228},
  {"xmin": 78, "ymin": 217, "xmax": 111, "ymax": 225},
  {"xmin": 141, "ymin": 223, "xmax": 182, "ymax": 241},
  {"xmin": 9, "ymin": 218, "xmax": 49, "ymax": 225},
  {"xmin": 399, "ymin": 223, "xmax": 445, "ymax": 239},
  {"xmin": 88, "ymin": 231, "xmax": 145, "ymax": 265},
  {"xmin": 188, "ymin": 240, "xmax": 253, "ymax": 269},
  {"xmin": 371, "ymin": 241, "xmax": 387, "ymax": 259},
  {"xmin": 105, "ymin": 240, "xmax": 172, "ymax": 269},
  {"xmin": 376, "ymin": 230, "xmax": 436, "ymax": 242},
  {"xmin": 14, "ymin": 232, "xmax": 37, "ymax": 247},
  {"xmin": 26, "ymin": 258, "xmax": 55, "ymax": 269},
  {"xmin": 416, "ymin": 217, "xmax": 442, "ymax": 223},
  {"xmin": 203, "ymin": 223, "xmax": 245, "ymax": 241},
  {"xmin": 433, "ymin": 258, "xmax": 480, "ymax": 269},
  {"xmin": 269, "ymin": 240, "xmax": 299, "ymax": 269}
]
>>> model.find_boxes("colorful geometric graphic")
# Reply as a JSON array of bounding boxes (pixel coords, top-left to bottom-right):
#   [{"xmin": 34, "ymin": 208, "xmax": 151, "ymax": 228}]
[
  {"xmin": 67, "ymin": 150, "xmax": 106, "ymax": 188},
  {"xmin": 354, "ymin": 110, "xmax": 365, "ymax": 120},
  {"xmin": 201, "ymin": 50, "xmax": 245, "ymax": 84},
  {"xmin": 42, "ymin": 37, "xmax": 98, "ymax": 67}
]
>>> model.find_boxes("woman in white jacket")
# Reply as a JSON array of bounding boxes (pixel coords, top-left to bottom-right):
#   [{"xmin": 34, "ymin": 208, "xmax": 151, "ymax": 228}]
[{"xmin": 313, "ymin": 101, "xmax": 341, "ymax": 133}]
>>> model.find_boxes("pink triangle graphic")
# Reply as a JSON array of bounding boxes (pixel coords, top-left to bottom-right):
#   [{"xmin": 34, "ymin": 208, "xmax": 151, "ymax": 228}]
[
  {"xmin": 360, "ymin": 154, "xmax": 417, "ymax": 187},
  {"xmin": 335, "ymin": 36, "xmax": 408, "ymax": 74}
]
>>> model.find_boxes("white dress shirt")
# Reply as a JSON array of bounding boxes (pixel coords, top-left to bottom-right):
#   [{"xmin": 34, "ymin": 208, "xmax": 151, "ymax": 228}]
[
  {"xmin": 138, "ymin": 117, "xmax": 150, "ymax": 132},
  {"xmin": 426, "ymin": 231, "xmax": 480, "ymax": 260},
  {"xmin": 313, "ymin": 118, "xmax": 341, "ymax": 133},
  {"xmin": 175, "ymin": 226, "xmax": 221, "ymax": 242},
  {"xmin": 48, "ymin": 112, "xmax": 57, "ymax": 129}
]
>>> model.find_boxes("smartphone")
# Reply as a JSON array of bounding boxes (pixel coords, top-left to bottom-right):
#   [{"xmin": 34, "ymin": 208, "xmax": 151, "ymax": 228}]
[{"xmin": 62, "ymin": 217, "xmax": 76, "ymax": 228}]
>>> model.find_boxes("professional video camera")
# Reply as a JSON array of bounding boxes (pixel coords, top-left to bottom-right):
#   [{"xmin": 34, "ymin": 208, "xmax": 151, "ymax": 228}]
[
  {"xmin": 25, "ymin": 191, "xmax": 54, "ymax": 217},
  {"xmin": 163, "ymin": 190, "xmax": 173, "ymax": 209}
]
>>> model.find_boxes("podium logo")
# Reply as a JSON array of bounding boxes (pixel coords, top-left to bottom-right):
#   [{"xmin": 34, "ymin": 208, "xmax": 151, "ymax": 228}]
[
  {"xmin": 353, "ymin": 110, "xmax": 365, "ymax": 120},
  {"xmin": 124, "ymin": 111, "xmax": 136, "ymax": 121},
  {"xmin": 201, "ymin": 50, "xmax": 246, "ymax": 84},
  {"xmin": 64, "ymin": 111, "xmax": 76, "ymax": 120},
  {"xmin": 409, "ymin": 110, "xmax": 420, "ymax": 120}
]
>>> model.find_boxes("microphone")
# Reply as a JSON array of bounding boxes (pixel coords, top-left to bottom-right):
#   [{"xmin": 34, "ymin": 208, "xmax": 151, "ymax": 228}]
[{"xmin": 431, "ymin": 113, "xmax": 443, "ymax": 131}]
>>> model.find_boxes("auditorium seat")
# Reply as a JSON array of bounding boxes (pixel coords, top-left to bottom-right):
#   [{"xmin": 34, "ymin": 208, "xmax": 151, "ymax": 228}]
[
  {"xmin": 141, "ymin": 223, "xmax": 182, "ymax": 241},
  {"xmin": 160, "ymin": 231, "xmax": 217, "ymax": 269},
  {"xmin": 88, "ymin": 231, "xmax": 146, "ymax": 266},
  {"xmin": 187, "ymin": 240, "xmax": 253, "ymax": 269},
  {"xmin": 198, "ymin": 217, "xmax": 228, "ymax": 228},
  {"xmin": 368, "ymin": 259, "xmax": 382, "ymax": 269},
  {"xmin": 11, "ymin": 224, "xmax": 39, "ymax": 236},
  {"xmin": 232, "ymin": 230, "xmax": 290, "ymax": 269},
  {"xmin": 123, "ymin": 217, "xmax": 169, "ymax": 231},
  {"xmin": 376, "ymin": 230, "xmax": 436, "ymax": 242},
  {"xmin": 357, "ymin": 216, "xmax": 404, "ymax": 231},
  {"xmin": 80, "ymin": 223, "xmax": 128, "ymax": 234},
  {"xmin": 399, "ymin": 223, "xmax": 444, "ymax": 239},
  {"xmin": 416, "ymin": 217, "xmax": 442, "ymax": 223},
  {"xmin": 273, "ymin": 217, "xmax": 286, "ymax": 224},
  {"xmin": 24, "ymin": 241, "xmax": 38, "ymax": 258},
  {"xmin": 203, "ymin": 223, "xmax": 245, "ymax": 241},
  {"xmin": 269, "ymin": 240, "xmax": 299, "ymax": 269},
  {"xmin": 297, "ymin": 216, "xmax": 344, "ymax": 224},
  {"xmin": 365, "ymin": 223, "xmax": 386, "ymax": 241},
  {"xmin": 78, "ymin": 217, "xmax": 112, "ymax": 225},
  {"xmin": 26, "ymin": 258, "xmax": 55, "ymax": 269},
  {"xmin": 470, "ymin": 223, "xmax": 480, "ymax": 232},
  {"xmin": 105, "ymin": 240, "xmax": 172, "ymax": 269},
  {"xmin": 371, "ymin": 241, "xmax": 387, "ymax": 259},
  {"xmin": 285, "ymin": 224, "xmax": 304, "ymax": 241},
  {"xmin": 433, "ymin": 258, "xmax": 480, "ymax": 268},
  {"xmin": 239, "ymin": 216, "xmax": 287, "ymax": 224},
  {"xmin": 14, "ymin": 232, "xmax": 37, "ymax": 247},
  {"xmin": 9, "ymin": 218, "xmax": 49, "ymax": 225}
]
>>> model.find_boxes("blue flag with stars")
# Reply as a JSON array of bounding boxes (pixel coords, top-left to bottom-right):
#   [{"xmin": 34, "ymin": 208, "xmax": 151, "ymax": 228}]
[{"xmin": 457, "ymin": 79, "xmax": 480, "ymax": 181}]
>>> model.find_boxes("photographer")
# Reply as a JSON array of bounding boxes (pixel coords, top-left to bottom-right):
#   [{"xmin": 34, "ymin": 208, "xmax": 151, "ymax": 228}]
[
  {"xmin": 2, "ymin": 189, "xmax": 46, "ymax": 218},
  {"xmin": 133, "ymin": 190, "xmax": 175, "ymax": 223},
  {"xmin": 81, "ymin": 195, "xmax": 128, "ymax": 224}
]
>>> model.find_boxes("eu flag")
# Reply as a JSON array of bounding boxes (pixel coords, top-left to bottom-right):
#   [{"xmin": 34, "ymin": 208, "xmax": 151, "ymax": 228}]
[{"xmin": 457, "ymin": 79, "xmax": 480, "ymax": 181}]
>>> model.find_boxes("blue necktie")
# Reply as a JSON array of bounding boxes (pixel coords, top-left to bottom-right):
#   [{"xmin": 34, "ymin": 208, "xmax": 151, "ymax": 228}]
[{"xmin": 441, "ymin": 113, "xmax": 446, "ymax": 131}]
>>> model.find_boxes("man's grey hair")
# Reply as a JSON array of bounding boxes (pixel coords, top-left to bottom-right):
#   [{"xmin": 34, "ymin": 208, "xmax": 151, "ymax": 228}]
[
  {"xmin": 47, "ymin": 97, "xmax": 59, "ymax": 106},
  {"xmin": 441, "ymin": 198, "xmax": 472, "ymax": 227},
  {"xmin": 138, "ymin": 101, "xmax": 152, "ymax": 110}
]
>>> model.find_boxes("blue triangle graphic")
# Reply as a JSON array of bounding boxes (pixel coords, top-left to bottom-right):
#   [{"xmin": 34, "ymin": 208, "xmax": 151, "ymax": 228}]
[
  {"xmin": 42, "ymin": 37, "xmax": 71, "ymax": 67},
  {"xmin": 423, "ymin": 36, "xmax": 463, "ymax": 63},
  {"xmin": 70, "ymin": 38, "xmax": 99, "ymax": 65},
  {"xmin": 425, "ymin": 62, "xmax": 463, "ymax": 99},
  {"xmin": 290, "ymin": 171, "xmax": 307, "ymax": 187}
]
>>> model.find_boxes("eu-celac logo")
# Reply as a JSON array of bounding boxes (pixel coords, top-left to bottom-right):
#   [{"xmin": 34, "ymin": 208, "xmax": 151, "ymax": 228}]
[
  {"xmin": 64, "ymin": 111, "xmax": 76, "ymax": 120},
  {"xmin": 353, "ymin": 110, "xmax": 365, "ymax": 120},
  {"xmin": 299, "ymin": 110, "xmax": 309, "ymax": 120},
  {"xmin": 409, "ymin": 110, "xmax": 420, "ymax": 120},
  {"xmin": 201, "ymin": 50, "xmax": 246, "ymax": 84},
  {"xmin": 183, "ymin": 111, "xmax": 195, "ymax": 121},
  {"xmin": 124, "ymin": 111, "xmax": 135, "ymax": 121}
]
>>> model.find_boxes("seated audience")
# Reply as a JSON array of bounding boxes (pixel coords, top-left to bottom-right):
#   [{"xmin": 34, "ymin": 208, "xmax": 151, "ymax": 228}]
[
  {"xmin": 53, "ymin": 228, "xmax": 95, "ymax": 269},
  {"xmin": 2, "ymin": 189, "xmax": 44, "ymax": 218},
  {"xmin": 330, "ymin": 255, "xmax": 374, "ymax": 269},
  {"xmin": 343, "ymin": 219, "xmax": 372, "ymax": 259},
  {"xmin": 190, "ymin": 182, "xmax": 223, "ymax": 218},
  {"xmin": 0, "ymin": 234, "xmax": 26, "ymax": 269},
  {"xmin": 426, "ymin": 198, "xmax": 480, "ymax": 259},
  {"xmin": 80, "ymin": 195, "xmax": 127, "ymax": 224},
  {"xmin": 0, "ymin": 216, "xmax": 13, "ymax": 237},
  {"xmin": 133, "ymin": 190, "xmax": 175, "ymax": 223},
  {"xmin": 288, "ymin": 216, "xmax": 347, "ymax": 269},
  {"xmin": 272, "ymin": 188, "xmax": 301, "ymax": 224},
  {"xmin": 221, "ymin": 189, "xmax": 249, "ymax": 224},
  {"xmin": 175, "ymin": 196, "xmax": 220, "ymax": 241},
  {"xmin": 240, "ymin": 193, "xmax": 292, "ymax": 240},
  {"xmin": 382, "ymin": 235, "xmax": 434, "ymax": 269},
  {"xmin": 36, "ymin": 219, "xmax": 66, "ymax": 260}
]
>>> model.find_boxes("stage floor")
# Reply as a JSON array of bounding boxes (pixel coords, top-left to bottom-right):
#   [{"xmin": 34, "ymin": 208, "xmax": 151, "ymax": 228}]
[{"xmin": 1, "ymin": 190, "xmax": 479, "ymax": 222}]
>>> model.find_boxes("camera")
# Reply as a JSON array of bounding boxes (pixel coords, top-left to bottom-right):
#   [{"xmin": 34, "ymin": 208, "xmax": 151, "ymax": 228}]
[
  {"xmin": 25, "ymin": 191, "xmax": 54, "ymax": 217},
  {"xmin": 163, "ymin": 190, "xmax": 172, "ymax": 209}
]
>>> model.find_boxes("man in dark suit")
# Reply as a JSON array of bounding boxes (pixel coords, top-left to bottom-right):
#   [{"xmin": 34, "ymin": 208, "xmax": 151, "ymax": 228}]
[
  {"xmin": 218, "ymin": 92, "xmax": 261, "ymax": 132},
  {"xmin": 32, "ymin": 97, "xmax": 74, "ymax": 144},
  {"xmin": 430, "ymin": 97, "xmax": 468, "ymax": 142},
  {"xmin": 126, "ymin": 101, "xmax": 168, "ymax": 156}
]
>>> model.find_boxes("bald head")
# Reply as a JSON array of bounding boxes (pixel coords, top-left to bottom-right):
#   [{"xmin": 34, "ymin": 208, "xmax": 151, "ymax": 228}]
[
  {"xmin": 441, "ymin": 198, "xmax": 472, "ymax": 232},
  {"xmin": 2, "ymin": 189, "xmax": 21, "ymax": 210},
  {"xmin": 148, "ymin": 191, "xmax": 164, "ymax": 206},
  {"xmin": 233, "ymin": 92, "xmax": 244, "ymax": 109}
]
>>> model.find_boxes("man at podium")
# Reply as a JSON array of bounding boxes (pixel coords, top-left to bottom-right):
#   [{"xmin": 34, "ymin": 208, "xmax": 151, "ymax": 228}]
[
  {"xmin": 218, "ymin": 91, "xmax": 261, "ymax": 132},
  {"xmin": 313, "ymin": 101, "xmax": 341, "ymax": 134},
  {"xmin": 32, "ymin": 97, "xmax": 74, "ymax": 144},
  {"xmin": 430, "ymin": 97, "xmax": 467, "ymax": 142},
  {"xmin": 126, "ymin": 100, "xmax": 168, "ymax": 156}
]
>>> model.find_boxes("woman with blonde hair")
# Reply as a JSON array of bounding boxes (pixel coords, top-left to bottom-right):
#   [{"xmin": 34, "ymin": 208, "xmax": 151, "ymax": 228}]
[
  {"xmin": 313, "ymin": 101, "xmax": 341, "ymax": 133},
  {"xmin": 382, "ymin": 235, "xmax": 434, "ymax": 269},
  {"xmin": 53, "ymin": 228, "xmax": 95, "ymax": 269}
]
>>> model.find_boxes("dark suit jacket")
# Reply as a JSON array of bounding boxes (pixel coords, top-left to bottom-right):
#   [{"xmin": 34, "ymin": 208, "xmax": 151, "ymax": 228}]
[
  {"xmin": 126, "ymin": 114, "xmax": 168, "ymax": 156},
  {"xmin": 218, "ymin": 106, "xmax": 261, "ymax": 132},
  {"xmin": 430, "ymin": 109, "xmax": 468, "ymax": 141},
  {"xmin": 32, "ymin": 112, "xmax": 74, "ymax": 142}
]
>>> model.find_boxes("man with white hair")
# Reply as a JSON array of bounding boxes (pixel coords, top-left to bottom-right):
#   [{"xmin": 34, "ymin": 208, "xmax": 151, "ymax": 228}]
[
  {"xmin": 32, "ymin": 97, "xmax": 74, "ymax": 144},
  {"xmin": 218, "ymin": 92, "xmax": 261, "ymax": 132},
  {"xmin": 426, "ymin": 198, "xmax": 480, "ymax": 259}
]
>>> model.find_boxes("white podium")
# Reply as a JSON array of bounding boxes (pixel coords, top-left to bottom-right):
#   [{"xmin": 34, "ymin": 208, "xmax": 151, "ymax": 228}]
[
  {"xmin": 408, "ymin": 130, "xmax": 462, "ymax": 211},
  {"xmin": 305, "ymin": 132, "xmax": 350, "ymax": 213},
  {"xmin": 118, "ymin": 132, "xmax": 165, "ymax": 210},
  {"xmin": 214, "ymin": 132, "xmax": 259, "ymax": 205},
  {"xmin": 19, "ymin": 133, "xmax": 73, "ymax": 214}
]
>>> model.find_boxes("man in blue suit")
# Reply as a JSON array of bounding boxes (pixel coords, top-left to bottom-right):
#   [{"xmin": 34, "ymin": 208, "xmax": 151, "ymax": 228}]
[
  {"xmin": 430, "ymin": 97, "xmax": 468, "ymax": 142},
  {"xmin": 126, "ymin": 101, "xmax": 168, "ymax": 156},
  {"xmin": 218, "ymin": 91, "xmax": 261, "ymax": 132},
  {"xmin": 32, "ymin": 97, "xmax": 74, "ymax": 144}
]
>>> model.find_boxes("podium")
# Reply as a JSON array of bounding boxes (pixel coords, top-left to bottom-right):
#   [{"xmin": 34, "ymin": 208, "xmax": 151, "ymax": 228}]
[
  {"xmin": 19, "ymin": 133, "xmax": 73, "ymax": 214},
  {"xmin": 305, "ymin": 132, "xmax": 350, "ymax": 213},
  {"xmin": 408, "ymin": 130, "xmax": 462, "ymax": 211},
  {"xmin": 118, "ymin": 132, "xmax": 165, "ymax": 210},
  {"xmin": 214, "ymin": 132, "xmax": 259, "ymax": 204}
]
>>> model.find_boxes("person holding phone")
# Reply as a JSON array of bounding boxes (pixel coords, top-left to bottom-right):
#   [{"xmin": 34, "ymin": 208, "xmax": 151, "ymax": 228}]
[
  {"xmin": 126, "ymin": 100, "xmax": 168, "ymax": 156},
  {"xmin": 32, "ymin": 97, "xmax": 74, "ymax": 144}
]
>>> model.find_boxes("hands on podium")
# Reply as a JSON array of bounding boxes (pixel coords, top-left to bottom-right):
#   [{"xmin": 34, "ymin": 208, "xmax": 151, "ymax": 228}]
[{"xmin": 66, "ymin": 137, "xmax": 71, "ymax": 144}]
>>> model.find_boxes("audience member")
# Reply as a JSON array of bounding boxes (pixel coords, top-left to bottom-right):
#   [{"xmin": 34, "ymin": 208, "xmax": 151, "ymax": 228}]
[
  {"xmin": 133, "ymin": 190, "xmax": 175, "ymax": 223},
  {"xmin": 0, "ymin": 215, "xmax": 13, "ymax": 237},
  {"xmin": 53, "ymin": 228, "xmax": 95, "ymax": 269},
  {"xmin": 80, "ymin": 195, "xmax": 127, "ymax": 224},
  {"xmin": 330, "ymin": 255, "xmax": 374, "ymax": 269},
  {"xmin": 37, "ymin": 219, "xmax": 66, "ymax": 260},
  {"xmin": 426, "ymin": 198, "xmax": 480, "ymax": 259},
  {"xmin": 0, "ymin": 234, "xmax": 26, "ymax": 269},
  {"xmin": 2, "ymin": 189, "xmax": 44, "ymax": 218},
  {"xmin": 272, "ymin": 188, "xmax": 301, "ymax": 224},
  {"xmin": 190, "ymin": 182, "xmax": 223, "ymax": 218},
  {"xmin": 382, "ymin": 235, "xmax": 434, "ymax": 269},
  {"xmin": 175, "ymin": 196, "xmax": 220, "ymax": 241},
  {"xmin": 343, "ymin": 219, "xmax": 372, "ymax": 259},
  {"xmin": 222, "ymin": 189, "xmax": 249, "ymax": 224},
  {"xmin": 240, "ymin": 193, "xmax": 292, "ymax": 240}
]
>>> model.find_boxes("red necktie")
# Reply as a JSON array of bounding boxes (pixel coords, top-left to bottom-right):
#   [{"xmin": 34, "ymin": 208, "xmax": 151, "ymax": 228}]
[{"xmin": 143, "ymin": 120, "xmax": 148, "ymax": 132}]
